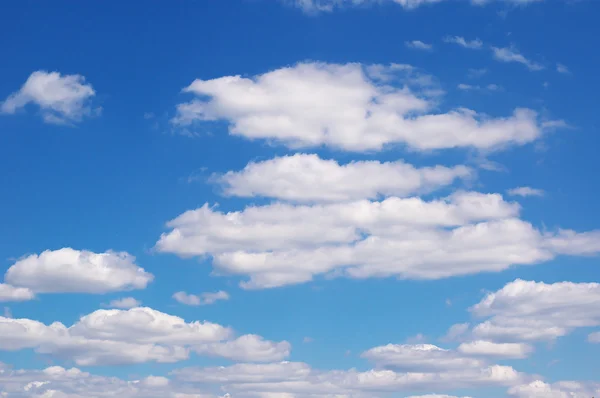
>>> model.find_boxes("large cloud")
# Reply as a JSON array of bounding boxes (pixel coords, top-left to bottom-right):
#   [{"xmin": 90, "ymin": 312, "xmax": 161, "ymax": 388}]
[
  {"xmin": 172, "ymin": 62, "xmax": 553, "ymax": 152},
  {"xmin": 156, "ymin": 191, "xmax": 600, "ymax": 289},
  {"xmin": 509, "ymin": 380, "xmax": 600, "ymax": 398},
  {"xmin": 1, "ymin": 71, "xmax": 98, "ymax": 124},
  {"xmin": 215, "ymin": 153, "xmax": 473, "ymax": 202},
  {"xmin": 0, "ymin": 307, "xmax": 288, "ymax": 366},
  {"xmin": 469, "ymin": 279, "xmax": 600, "ymax": 342},
  {"xmin": 4, "ymin": 248, "xmax": 154, "ymax": 294}
]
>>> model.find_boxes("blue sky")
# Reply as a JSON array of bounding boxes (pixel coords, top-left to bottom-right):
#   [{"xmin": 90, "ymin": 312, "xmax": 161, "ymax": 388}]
[{"xmin": 1, "ymin": 0, "xmax": 600, "ymax": 397}]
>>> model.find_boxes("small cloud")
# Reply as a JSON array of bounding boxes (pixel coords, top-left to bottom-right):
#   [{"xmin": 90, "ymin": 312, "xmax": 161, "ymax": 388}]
[
  {"xmin": 458, "ymin": 83, "xmax": 478, "ymax": 91},
  {"xmin": 405, "ymin": 333, "xmax": 427, "ymax": 344},
  {"xmin": 458, "ymin": 83, "xmax": 502, "ymax": 92},
  {"xmin": 144, "ymin": 112, "xmax": 155, "ymax": 119},
  {"xmin": 303, "ymin": 337, "xmax": 314, "ymax": 343},
  {"xmin": 173, "ymin": 290, "xmax": 230, "ymax": 306},
  {"xmin": 467, "ymin": 68, "xmax": 487, "ymax": 79},
  {"xmin": 492, "ymin": 46, "xmax": 544, "ymax": 71},
  {"xmin": 441, "ymin": 322, "xmax": 470, "ymax": 342},
  {"xmin": 405, "ymin": 40, "xmax": 433, "ymax": 51},
  {"xmin": 507, "ymin": 186, "xmax": 545, "ymax": 197},
  {"xmin": 1, "ymin": 70, "xmax": 98, "ymax": 124},
  {"xmin": 106, "ymin": 297, "xmax": 141, "ymax": 309},
  {"xmin": 556, "ymin": 63, "xmax": 571, "ymax": 74},
  {"xmin": 443, "ymin": 35, "xmax": 483, "ymax": 49},
  {"xmin": 486, "ymin": 83, "xmax": 502, "ymax": 91},
  {"xmin": 445, "ymin": 298, "xmax": 452, "ymax": 307}
]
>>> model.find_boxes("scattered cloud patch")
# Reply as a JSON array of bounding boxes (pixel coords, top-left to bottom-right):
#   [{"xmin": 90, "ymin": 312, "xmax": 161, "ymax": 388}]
[
  {"xmin": 444, "ymin": 36, "xmax": 483, "ymax": 49},
  {"xmin": 107, "ymin": 297, "xmax": 142, "ymax": 309},
  {"xmin": 406, "ymin": 40, "xmax": 434, "ymax": 50},
  {"xmin": 492, "ymin": 47, "xmax": 544, "ymax": 71},
  {"xmin": 1, "ymin": 71, "xmax": 98, "ymax": 124},
  {"xmin": 173, "ymin": 291, "xmax": 230, "ymax": 306},
  {"xmin": 507, "ymin": 186, "xmax": 544, "ymax": 197},
  {"xmin": 556, "ymin": 63, "xmax": 571, "ymax": 74}
]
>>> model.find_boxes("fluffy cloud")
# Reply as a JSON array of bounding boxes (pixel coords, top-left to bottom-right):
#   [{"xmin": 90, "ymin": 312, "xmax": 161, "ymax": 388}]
[
  {"xmin": 443, "ymin": 36, "xmax": 483, "ymax": 49},
  {"xmin": 173, "ymin": 291, "xmax": 230, "ymax": 306},
  {"xmin": 1, "ymin": 71, "xmax": 98, "ymax": 124},
  {"xmin": 492, "ymin": 47, "xmax": 544, "ymax": 71},
  {"xmin": 0, "ymin": 283, "xmax": 35, "ymax": 302},
  {"xmin": 456, "ymin": 340, "xmax": 533, "ymax": 359},
  {"xmin": 4, "ymin": 248, "xmax": 154, "ymax": 294},
  {"xmin": 0, "ymin": 307, "xmax": 287, "ymax": 366},
  {"xmin": 156, "ymin": 190, "xmax": 600, "ymax": 289},
  {"xmin": 172, "ymin": 62, "xmax": 552, "ymax": 152},
  {"xmin": 470, "ymin": 279, "xmax": 600, "ymax": 342},
  {"xmin": 509, "ymin": 380, "xmax": 600, "ymax": 398},
  {"xmin": 216, "ymin": 154, "xmax": 472, "ymax": 202},
  {"xmin": 173, "ymin": 361, "xmax": 526, "ymax": 396},
  {"xmin": 194, "ymin": 334, "xmax": 291, "ymax": 362},
  {"xmin": 0, "ymin": 366, "xmax": 218, "ymax": 398},
  {"xmin": 507, "ymin": 186, "xmax": 544, "ymax": 197},
  {"xmin": 361, "ymin": 344, "xmax": 483, "ymax": 371},
  {"xmin": 107, "ymin": 297, "xmax": 142, "ymax": 309}
]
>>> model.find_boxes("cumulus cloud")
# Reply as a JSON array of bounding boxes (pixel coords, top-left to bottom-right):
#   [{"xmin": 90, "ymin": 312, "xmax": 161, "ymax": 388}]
[
  {"xmin": 215, "ymin": 154, "xmax": 473, "ymax": 202},
  {"xmin": 172, "ymin": 62, "xmax": 552, "ymax": 152},
  {"xmin": 0, "ymin": 283, "xmax": 35, "ymax": 302},
  {"xmin": 173, "ymin": 360, "xmax": 527, "ymax": 396},
  {"xmin": 107, "ymin": 297, "xmax": 142, "ymax": 309},
  {"xmin": 443, "ymin": 36, "xmax": 483, "ymax": 49},
  {"xmin": 492, "ymin": 47, "xmax": 544, "ymax": 71},
  {"xmin": 4, "ymin": 248, "xmax": 154, "ymax": 294},
  {"xmin": 457, "ymin": 340, "xmax": 533, "ymax": 359},
  {"xmin": 507, "ymin": 186, "xmax": 544, "ymax": 197},
  {"xmin": 173, "ymin": 291, "xmax": 230, "ymax": 306},
  {"xmin": 361, "ymin": 344, "xmax": 484, "ymax": 371},
  {"xmin": 509, "ymin": 380, "xmax": 600, "ymax": 398},
  {"xmin": 1, "ymin": 71, "xmax": 98, "ymax": 124},
  {"xmin": 0, "ymin": 307, "xmax": 287, "ymax": 366},
  {"xmin": 470, "ymin": 279, "xmax": 600, "ymax": 342},
  {"xmin": 156, "ymin": 190, "xmax": 600, "ymax": 289}
]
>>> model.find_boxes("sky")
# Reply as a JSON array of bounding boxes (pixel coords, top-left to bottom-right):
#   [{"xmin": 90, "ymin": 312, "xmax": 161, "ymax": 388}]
[{"xmin": 1, "ymin": 0, "xmax": 600, "ymax": 397}]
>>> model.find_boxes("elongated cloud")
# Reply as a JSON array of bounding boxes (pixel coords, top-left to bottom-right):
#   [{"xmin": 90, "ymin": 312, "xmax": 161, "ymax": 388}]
[{"xmin": 173, "ymin": 62, "xmax": 552, "ymax": 152}]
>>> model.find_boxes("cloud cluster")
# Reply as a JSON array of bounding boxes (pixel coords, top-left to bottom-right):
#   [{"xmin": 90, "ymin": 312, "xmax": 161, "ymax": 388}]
[
  {"xmin": 173, "ymin": 290, "xmax": 230, "ymax": 306},
  {"xmin": 0, "ymin": 306, "xmax": 289, "ymax": 366},
  {"xmin": 156, "ymin": 190, "xmax": 600, "ymax": 289},
  {"xmin": 172, "ymin": 62, "xmax": 552, "ymax": 152},
  {"xmin": 1, "ymin": 71, "xmax": 98, "ymax": 124}
]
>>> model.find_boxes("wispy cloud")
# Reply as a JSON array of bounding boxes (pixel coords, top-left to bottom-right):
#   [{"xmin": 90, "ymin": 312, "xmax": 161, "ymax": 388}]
[
  {"xmin": 556, "ymin": 63, "xmax": 571, "ymax": 74},
  {"xmin": 492, "ymin": 46, "xmax": 544, "ymax": 71},
  {"xmin": 405, "ymin": 40, "xmax": 433, "ymax": 51},
  {"xmin": 444, "ymin": 36, "xmax": 483, "ymax": 49}
]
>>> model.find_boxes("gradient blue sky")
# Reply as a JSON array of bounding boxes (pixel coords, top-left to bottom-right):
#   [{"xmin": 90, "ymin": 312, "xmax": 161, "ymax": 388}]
[{"xmin": 1, "ymin": 1, "xmax": 600, "ymax": 397}]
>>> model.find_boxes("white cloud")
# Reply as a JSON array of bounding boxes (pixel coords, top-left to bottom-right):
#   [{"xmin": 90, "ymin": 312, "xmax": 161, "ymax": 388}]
[
  {"xmin": 0, "ymin": 365, "xmax": 218, "ymax": 398},
  {"xmin": 290, "ymin": 0, "xmax": 443, "ymax": 13},
  {"xmin": 406, "ymin": 40, "xmax": 433, "ymax": 50},
  {"xmin": 172, "ymin": 62, "xmax": 550, "ymax": 152},
  {"xmin": 173, "ymin": 361, "xmax": 527, "ymax": 396},
  {"xmin": 107, "ymin": 297, "xmax": 142, "ymax": 309},
  {"xmin": 507, "ymin": 186, "xmax": 544, "ymax": 197},
  {"xmin": 509, "ymin": 380, "xmax": 600, "ymax": 398},
  {"xmin": 156, "ymin": 190, "xmax": 600, "ymax": 289},
  {"xmin": 216, "ymin": 153, "xmax": 472, "ymax": 202},
  {"xmin": 1, "ymin": 71, "xmax": 97, "ymax": 124},
  {"xmin": 492, "ymin": 47, "xmax": 544, "ymax": 71},
  {"xmin": 556, "ymin": 63, "xmax": 571, "ymax": 74},
  {"xmin": 470, "ymin": 279, "xmax": 600, "ymax": 342},
  {"xmin": 173, "ymin": 291, "xmax": 230, "ymax": 306},
  {"xmin": 0, "ymin": 283, "xmax": 35, "ymax": 302},
  {"xmin": 458, "ymin": 83, "xmax": 502, "ymax": 92},
  {"xmin": 457, "ymin": 340, "xmax": 533, "ymax": 358},
  {"xmin": 0, "ymin": 307, "xmax": 288, "ymax": 366},
  {"xmin": 444, "ymin": 36, "xmax": 483, "ymax": 49},
  {"xmin": 587, "ymin": 331, "xmax": 600, "ymax": 343},
  {"xmin": 361, "ymin": 343, "xmax": 483, "ymax": 371},
  {"xmin": 194, "ymin": 334, "xmax": 291, "ymax": 362},
  {"xmin": 4, "ymin": 248, "xmax": 154, "ymax": 294}
]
